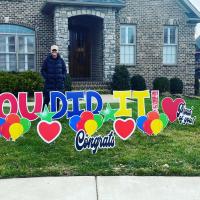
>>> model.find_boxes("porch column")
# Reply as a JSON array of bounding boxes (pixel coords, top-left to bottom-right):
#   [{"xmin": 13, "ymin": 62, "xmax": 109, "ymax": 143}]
[
  {"xmin": 103, "ymin": 9, "xmax": 116, "ymax": 81},
  {"xmin": 54, "ymin": 8, "xmax": 69, "ymax": 73}
]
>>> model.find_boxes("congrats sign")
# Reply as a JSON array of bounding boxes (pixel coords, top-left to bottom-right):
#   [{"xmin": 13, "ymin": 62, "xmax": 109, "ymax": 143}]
[{"xmin": 0, "ymin": 90, "xmax": 195, "ymax": 154}]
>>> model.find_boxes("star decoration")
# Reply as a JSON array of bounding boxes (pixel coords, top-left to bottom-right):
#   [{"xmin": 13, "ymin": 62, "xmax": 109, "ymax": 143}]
[
  {"xmin": 100, "ymin": 103, "xmax": 118, "ymax": 122},
  {"xmin": 36, "ymin": 105, "xmax": 56, "ymax": 122}
]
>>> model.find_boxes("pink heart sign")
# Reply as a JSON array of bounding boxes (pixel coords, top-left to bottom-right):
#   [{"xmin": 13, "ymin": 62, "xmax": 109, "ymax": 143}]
[{"xmin": 162, "ymin": 97, "xmax": 185, "ymax": 123}]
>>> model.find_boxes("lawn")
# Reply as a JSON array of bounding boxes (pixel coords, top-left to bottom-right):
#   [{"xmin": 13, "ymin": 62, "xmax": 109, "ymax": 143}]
[{"xmin": 0, "ymin": 96, "xmax": 200, "ymax": 178}]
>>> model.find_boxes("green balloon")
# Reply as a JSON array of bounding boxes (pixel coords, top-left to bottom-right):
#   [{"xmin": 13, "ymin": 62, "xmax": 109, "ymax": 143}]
[
  {"xmin": 160, "ymin": 113, "xmax": 169, "ymax": 128},
  {"xmin": 94, "ymin": 114, "xmax": 104, "ymax": 130},
  {"xmin": 20, "ymin": 118, "xmax": 31, "ymax": 134}
]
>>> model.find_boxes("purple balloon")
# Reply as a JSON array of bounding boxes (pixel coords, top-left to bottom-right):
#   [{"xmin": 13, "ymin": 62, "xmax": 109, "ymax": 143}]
[
  {"xmin": 136, "ymin": 116, "xmax": 148, "ymax": 132},
  {"xmin": 69, "ymin": 115, "xmax": 81, "ymax": 132},
  {"xmin": 0, "ymin": 118, "xmax": 5, "ymax": 126}
]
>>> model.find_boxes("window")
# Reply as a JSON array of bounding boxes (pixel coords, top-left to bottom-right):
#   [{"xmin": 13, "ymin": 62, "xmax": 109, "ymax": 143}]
[
  {"xmin": 163, "ymin": 26, "xmax": 178, "ymax": 65},
  {"xmin": 0, "ymin": 24, "xmax": 35, "ymax": 71},
  {"xmin": 120, "ymin": 25, "xmax": 136, "ymax": 65}
]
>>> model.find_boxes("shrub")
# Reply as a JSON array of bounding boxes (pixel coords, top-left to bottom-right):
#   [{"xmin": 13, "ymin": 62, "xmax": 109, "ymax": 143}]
[
  {"xmin": 153, "ymin": 77, "xmax": 170, "ymax": 94},
  {"xmin": 195, "ymin": 76, "xmax": 199, "ymax": 95},
  {"xmin": 0, "ymin": 71, "xmax": 43, "ymax": 96},
  {"xmin": 130, "ymin": 75, "xmax": 146, "ymax": 91},
  {"xmin": 111, "ymin": 65, "xmax": 130, "ymax": 90},
  {"xmin": 65, "ymin": 74, "xmax": 72, "ymax": 91},
  {"xmin": 0, "ymin": 71, "xmax": 72, "ymax": 96},
  {"xmin": 170, "ymin": 78, "xmax": 183, "ymax": 94}
]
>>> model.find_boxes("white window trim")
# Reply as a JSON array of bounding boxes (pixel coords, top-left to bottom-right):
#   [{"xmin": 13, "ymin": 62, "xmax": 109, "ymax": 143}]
[
  {"xmin": 163, "ymin": 26, "xmax": 178, "ymax": 65},
  {"xmin": 0, "ymin": 32, "xmax": 35, "ymax": 72},
  {"xmin": 120, "ymin": 25, "xmax": 136, "ymax": 65}
]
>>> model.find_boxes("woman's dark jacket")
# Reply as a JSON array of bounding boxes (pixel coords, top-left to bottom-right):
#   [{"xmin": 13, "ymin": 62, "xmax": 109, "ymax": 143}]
[{"xmin": 41, "ymin": 53, "xmax": 67, "ymax": 94}]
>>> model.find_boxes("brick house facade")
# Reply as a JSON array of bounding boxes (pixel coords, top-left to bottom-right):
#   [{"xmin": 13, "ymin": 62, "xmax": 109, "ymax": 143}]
[{"xmin": 0, "ymin": 0, "xmax": 200, "ymax": 94}]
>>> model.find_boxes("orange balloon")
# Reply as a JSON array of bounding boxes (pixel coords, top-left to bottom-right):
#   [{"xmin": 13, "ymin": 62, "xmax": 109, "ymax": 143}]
[
  {"xmin": 147, "ymin": 111, "xmax": 159, "ymax": 121},
  {"xmin": 6, "ymin": 114, "xmax": 20, "ymax": 124}
]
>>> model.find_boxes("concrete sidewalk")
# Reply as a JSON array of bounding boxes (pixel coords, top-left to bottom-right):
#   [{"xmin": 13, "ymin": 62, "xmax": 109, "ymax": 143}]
[{"xmin": 0, "ymin": 176, "xmax": 200, "ymax": 200}]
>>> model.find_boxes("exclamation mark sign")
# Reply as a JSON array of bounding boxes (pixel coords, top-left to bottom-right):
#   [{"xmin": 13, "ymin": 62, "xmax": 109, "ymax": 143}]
[{"xmin": 151, "ymin": 90, "xmax": 159, "ymax": 112}]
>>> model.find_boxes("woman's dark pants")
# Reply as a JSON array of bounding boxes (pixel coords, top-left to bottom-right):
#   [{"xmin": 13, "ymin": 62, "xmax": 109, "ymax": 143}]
[{"xmin": 42, "ymin": 91, "xmax": 60, "ymax": 111}]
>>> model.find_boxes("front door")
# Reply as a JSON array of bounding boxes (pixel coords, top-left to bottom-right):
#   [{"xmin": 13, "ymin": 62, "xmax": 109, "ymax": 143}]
[{"xmin": 69, "ymin": 26, "xmax": 91, "ymax": 79}]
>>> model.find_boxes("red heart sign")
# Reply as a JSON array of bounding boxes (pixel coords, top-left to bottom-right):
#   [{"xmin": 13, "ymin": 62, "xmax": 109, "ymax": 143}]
[
  {"xmin": 162, "ymin": 97, "xmax": 185, "ymax": 123},
  {"xmin": 113, "ymin": 118, "xmax": 136, "ymax": 140},
  {"xmin": 37, "ymin": 121, "xmax": 62, "ymax": 144}
]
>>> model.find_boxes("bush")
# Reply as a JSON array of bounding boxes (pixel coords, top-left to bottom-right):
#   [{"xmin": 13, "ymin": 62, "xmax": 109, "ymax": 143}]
[
  {"xmin": 130, "ymin": 75, "xmax": 146, "ymax": 91},
  {"xmin": 0, "ymin": 71, "xmax": 43, "ymax": 96},
  {"xmin": 111, "ymin": 65, "xmax": 130, "ymax": 90},
  {"xmin": 0, "ymin": 71, "xmax": 72, "ymax": 96},
  {"xmin": 65, "ymin": 74, "xmax": 72, "ymax": 91},
  {"xmin": 170, "ymin": 78, "xmax": 183, "ymax": 94},
  {"xmin": 195, "ymin": 76, "xmax": 199, "ymax": 95},
  {"xmin": 153, "ymin": 77, "xmax": 170, "ymax": 94}
]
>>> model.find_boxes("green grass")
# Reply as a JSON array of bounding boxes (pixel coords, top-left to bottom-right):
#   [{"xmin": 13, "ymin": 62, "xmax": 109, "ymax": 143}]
[{"xmin": 0, "ymin": 96, "xmax": 200, "ymax": 178}]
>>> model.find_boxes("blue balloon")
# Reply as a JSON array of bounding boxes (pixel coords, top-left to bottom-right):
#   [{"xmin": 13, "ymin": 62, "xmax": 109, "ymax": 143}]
[
  {"xmin": 0, "ymin": 118, "xmax": 4, "ymax": 138},
  {"xmin": 136, "ymin": 116, "xmax": 148, "ymax": 132},
  {"xmin": 69, "ymin": 115, "xmax": 81, "ymax": 132},
  {"xmin": 0, "ymin": 118, "xmax": 5, "ymax": 126}
]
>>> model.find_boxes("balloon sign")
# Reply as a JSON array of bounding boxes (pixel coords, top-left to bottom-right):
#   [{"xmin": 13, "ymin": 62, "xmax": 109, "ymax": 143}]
[
  {"xmin": 0, "ymin": 114, "xmax": 31, "ymax": 141},
  {"xmin": 69, "ymin": 111, "xmax": 104, "ymax": 136},
  {"xmin": 137, "ymin": 111, "xmax": 169, "ymax": 136}
]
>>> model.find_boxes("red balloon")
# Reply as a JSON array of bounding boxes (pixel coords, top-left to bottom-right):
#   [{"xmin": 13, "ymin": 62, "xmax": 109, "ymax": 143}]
[
  {"xmin": 147, "ymin": 111, "xmax": 159, "ymax": 122},
  {"xmin": 80, "ymin": 111, "xmax": 94, "ymax": 123},
  {"xmin": 6, "ymin": 114, "xmax": 20, "ymax": 124},
  {"xmin": 1, "ymin": 122, "xmax": 11, "ymax": 141},
  {"xmin": 143, "ymin": 120, "xmax": 153, "ymax": 136},
  {"xmin": 76, "ymin": 120, "xmax": 85, "ymax": 131}
]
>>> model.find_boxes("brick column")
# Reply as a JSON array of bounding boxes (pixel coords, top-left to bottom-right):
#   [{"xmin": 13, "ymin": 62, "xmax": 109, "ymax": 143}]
[
  {"xmin": 54, "ymin": 8, "xmax": 69, "ymax": 73},
  {"xmin": 103, "ymin": 9, "xmax": 116, "ymax": 81}
]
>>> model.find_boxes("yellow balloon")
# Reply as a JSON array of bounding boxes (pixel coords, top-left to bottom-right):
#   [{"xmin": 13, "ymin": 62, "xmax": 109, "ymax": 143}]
[
  {"xmin": 150, "ymin": 119, "xmax": 163, "ymax": 135},
  {"xmin": 9, "ymin": 123, "xmax": 24, "ymax": 141},
  {"xmin": 84, "ymin": 120, "xmax": 98, "ymax": 136}
]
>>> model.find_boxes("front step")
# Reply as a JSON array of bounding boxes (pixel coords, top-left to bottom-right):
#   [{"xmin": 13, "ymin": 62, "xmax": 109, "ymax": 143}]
[{"xmin": 72, "ymin": 81, "xmax": 111, "ymax": 94}]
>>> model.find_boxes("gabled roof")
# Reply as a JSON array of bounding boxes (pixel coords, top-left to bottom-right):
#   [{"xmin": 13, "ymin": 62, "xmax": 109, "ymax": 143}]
[
  {"xmin": 42, "ymin": 0, "xmax": 200, "ymax": 22},
  {"xmin": 178, "ymin": 0, "xmax": 200, "ymax": 23},
  {"xmin": 42, "ymin": 0, "xmax": 125, "ymax": 14}
]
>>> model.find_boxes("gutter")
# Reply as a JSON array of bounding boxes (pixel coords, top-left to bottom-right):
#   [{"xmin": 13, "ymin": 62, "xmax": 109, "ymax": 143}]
[
  {"xmin": 42, "ymin": 0, "xmax": 125, "ymax": 15},
  {"xmin": 187, "ymin": 18, "xmax": 200, "ymax": 23}
]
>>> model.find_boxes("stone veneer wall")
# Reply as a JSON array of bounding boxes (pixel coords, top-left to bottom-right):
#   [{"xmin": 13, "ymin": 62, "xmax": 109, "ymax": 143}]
[
  {"xmin": 115, "ymin": 0, "xmax": 196, "ymax": 94},
  {"xmin": 0, "ymin": 0, "xmax": 54, "ymax": 71}
]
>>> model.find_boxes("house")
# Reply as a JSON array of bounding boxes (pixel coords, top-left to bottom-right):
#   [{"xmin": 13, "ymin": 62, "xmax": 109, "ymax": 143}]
[{"xmin": 0, "ymin": 0, "xmax": 200, "ymax": 94}]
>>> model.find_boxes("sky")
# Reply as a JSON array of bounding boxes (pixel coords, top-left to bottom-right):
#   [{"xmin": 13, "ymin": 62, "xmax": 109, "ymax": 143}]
[{"xmin": 189, "ymin": 0, "xmax": 200, "ymax": 38}]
